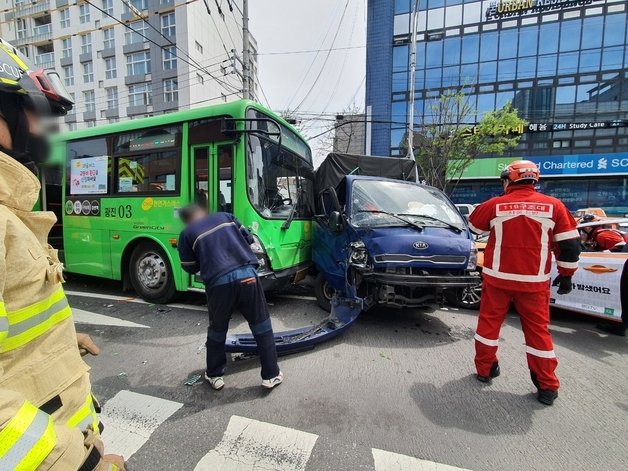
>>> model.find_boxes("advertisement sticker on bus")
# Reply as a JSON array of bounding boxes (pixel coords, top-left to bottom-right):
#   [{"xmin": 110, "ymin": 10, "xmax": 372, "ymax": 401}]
[{"xmin": 70, "ymin": 156, "xmax": 108, "ymax": 195}]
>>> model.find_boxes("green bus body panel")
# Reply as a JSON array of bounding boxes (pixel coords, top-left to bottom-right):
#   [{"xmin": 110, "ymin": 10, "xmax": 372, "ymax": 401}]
[{"xmin": 53, "ymin": 100, "xmax": 312, "ymax": 291}]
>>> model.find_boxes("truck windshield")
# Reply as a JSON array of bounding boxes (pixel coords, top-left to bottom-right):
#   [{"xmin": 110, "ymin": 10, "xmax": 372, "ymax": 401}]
[
  {"xmin": 246, "ymin": 109, "xmax": 314, "ymax": 219},
  {"xmin": 350, "ymin": 180, "xmax": 465, "ymax": 229}
]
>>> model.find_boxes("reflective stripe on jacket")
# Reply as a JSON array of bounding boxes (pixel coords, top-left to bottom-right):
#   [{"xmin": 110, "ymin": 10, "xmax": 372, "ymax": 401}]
[{"xmin": 0, "ymin": 152, "xmax": 101, "ymax": 470}]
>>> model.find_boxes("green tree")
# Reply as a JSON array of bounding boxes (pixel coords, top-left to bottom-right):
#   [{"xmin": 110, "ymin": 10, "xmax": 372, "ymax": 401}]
[{"xmin": 410, "ymin": 89, "xmax": 526, "ymax": 191}]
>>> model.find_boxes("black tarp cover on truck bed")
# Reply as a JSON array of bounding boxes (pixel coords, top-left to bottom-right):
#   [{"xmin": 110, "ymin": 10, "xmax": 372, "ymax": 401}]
[{"xmin": 314, "ymin": 153, "xmax": 417, "ymax": 194}]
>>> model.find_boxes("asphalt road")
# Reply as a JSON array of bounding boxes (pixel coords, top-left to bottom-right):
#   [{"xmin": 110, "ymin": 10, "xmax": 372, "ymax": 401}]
[{"xmin": 65, "ymin": 275, "xmax": 627, "ymax": 471}]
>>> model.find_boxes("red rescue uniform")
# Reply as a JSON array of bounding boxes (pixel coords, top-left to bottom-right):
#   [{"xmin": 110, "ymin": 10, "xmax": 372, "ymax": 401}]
[
  {"xmin": 590, "ymin": 228, "xmax": 626, "ymax": 252},
  {"xmin": 469, "ymin": 184, "xmax": 580, "ymax": 391}
]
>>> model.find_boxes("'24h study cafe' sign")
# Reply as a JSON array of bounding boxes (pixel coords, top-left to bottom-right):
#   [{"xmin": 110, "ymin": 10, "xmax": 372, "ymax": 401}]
[{"xmin": 485, "ymin": 0, "xmax": 603, "ymax": 21}]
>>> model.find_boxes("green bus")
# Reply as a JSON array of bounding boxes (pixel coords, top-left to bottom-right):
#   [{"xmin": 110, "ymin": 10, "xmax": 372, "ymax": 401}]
[{"xmin": 42, "ymin": 100, "xmax": 314, "ymax": 303}]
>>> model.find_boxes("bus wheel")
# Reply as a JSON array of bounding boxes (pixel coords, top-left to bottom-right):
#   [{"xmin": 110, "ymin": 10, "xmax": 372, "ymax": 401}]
[
  {"xmin": 314, "ymin": 273, "xmax": 333, "ymax": 312},
  {"xmin": 129, "ymin": 242, "xmax": 177, "ymax": 304}
]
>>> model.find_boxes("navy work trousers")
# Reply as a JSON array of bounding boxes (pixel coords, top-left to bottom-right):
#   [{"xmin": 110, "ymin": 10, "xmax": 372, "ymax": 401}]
[{"xmin": 205, "ymin": 275, "xmax": 279, "ymax": 380}]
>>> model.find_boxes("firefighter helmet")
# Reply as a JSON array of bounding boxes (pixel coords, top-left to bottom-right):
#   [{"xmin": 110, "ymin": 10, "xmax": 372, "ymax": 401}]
[
  {"xmin": 500, "ymin": 160, "xmax": 540, "ymax": 183},
  {"xmin": 0, "ymin": 38, "xmax": 73, "ymax": 116}
]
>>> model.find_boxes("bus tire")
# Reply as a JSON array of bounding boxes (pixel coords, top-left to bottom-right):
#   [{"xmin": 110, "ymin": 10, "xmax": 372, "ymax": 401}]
[
  {"xmin": 314, "ymin": 272, "xmax": 333, "ymax": 312},
  {"xmin": 129, "ymin": 242, "xmax": 177, "ymax": 304}
]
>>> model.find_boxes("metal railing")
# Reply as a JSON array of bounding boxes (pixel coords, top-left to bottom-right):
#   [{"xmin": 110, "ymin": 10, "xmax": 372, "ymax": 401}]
[{"xmin": 35, "ymin": 52, "xmax": 54, "ymax": 69}]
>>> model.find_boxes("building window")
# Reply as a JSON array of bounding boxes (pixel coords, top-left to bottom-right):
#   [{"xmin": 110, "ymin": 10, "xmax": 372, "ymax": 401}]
[
  {"xmin": 552, "ymin": 139, "xmax": 570, "ymax": 149},
  {"xmin": 83, "ymin": 62, "xmax": 94, "ymax": 83},
  {"xmin": 60, "ymin": 9, "xmax": 70, "ymax": 28},
  {"xmin": 161, "ymin": 12, "xmax": 176, "ymax": 37},
  {"xmin": 108, "ymin": 117, "xmax": 119, "ymax": 124},
  {"xmin": 68, "ymin": 123, "xmax": 77, "ymax": 131},
  {"xmin": 196, "ymin": 73, "xmax": 204, "ymax": 85},
  {"xmin": 195, "ymin": 41, "xmax": 203, "ymax": 54},
  {"xmin": 128, "ymin": 83, "xmax": 152, "ymax": 107},
  {"xmin": 84, "ymin": 90, "xmax": 95, "ymax": 112},
  {"xmin": 80, "ymin": 33, "xmax": 92, "ymax": 55},
  {"xmin": 79, "ymin": 4, "xmax": 90, "ymax": 23},
  {"xmin": 87, "ymin": 120, "xmax": 97, "ymax": 128},
  {"xmin": 162, "ymin": 45, "xmax": 177, "ymax": 70},
  {"xmin": 124, "ymin": 0, "xmax": 147, "ymax": 13},
  {"xmin": 125, "ymin": 20, "xmax": 148, "ymax": 45},
  {"xmin": 126, "ymin": 51, "xmax": 151, "ymax": 76},
  {"xmin": 106, "ymin": 87, "xmax": 118, "ymax": 109},
  {"xmin": 163, "ymin": 78, "xmax": 178, "ymax": 102},
  {"xmin": 63, "ymin": 65, "xmax": 74, "ymax": 87},
  {"xmin": 103, "ymin": 28, "xmax": 115, "ymax": 49},
  {"xmin": 18, "ymin": 46, "xmax": 29, "ymax": 58},
  {"xmin": 105, "ymin": 57, "xmax": 117, "ymax": 79},
  {"xmin": 61, "ymin": 38, "xmax": 72, "ymax": 59},
  {"xmin": 102, "ymin": 0, "xmax": 113, "ymax": 15}
]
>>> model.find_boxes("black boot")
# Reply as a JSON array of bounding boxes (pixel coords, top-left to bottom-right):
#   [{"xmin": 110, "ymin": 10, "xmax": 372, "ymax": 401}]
[
  {"xmin": 537, "ymin": 389, "xmax": 558, "ymax": 406},
  {"xmin": 597, "ymin": 322, "xmax": 626, "ymax": 337},
  {"xmin": 476, "ymin": 362, "xmax": 500, "ymax": 383}
]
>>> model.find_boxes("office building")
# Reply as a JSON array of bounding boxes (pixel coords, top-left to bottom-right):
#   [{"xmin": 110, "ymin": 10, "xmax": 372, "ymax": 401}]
[
  {"xmin": 366, "ymin": 0, "xmax": 628, "ymax": 213},
  {"xmin": 0, "ymin": 0, "xmax": 257, "ymax": 130}
]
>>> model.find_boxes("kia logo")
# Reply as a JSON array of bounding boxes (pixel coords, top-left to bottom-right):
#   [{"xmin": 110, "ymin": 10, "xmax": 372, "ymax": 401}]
[{"xmin": 413, "ymin": 241, "xmax": 429, "ymax": 250}]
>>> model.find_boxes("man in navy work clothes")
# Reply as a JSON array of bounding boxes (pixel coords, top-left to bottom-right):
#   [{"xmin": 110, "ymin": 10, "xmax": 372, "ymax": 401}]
[{"xmin": 178, "ymin": 204, "xmax": 283, "ymax": 390}]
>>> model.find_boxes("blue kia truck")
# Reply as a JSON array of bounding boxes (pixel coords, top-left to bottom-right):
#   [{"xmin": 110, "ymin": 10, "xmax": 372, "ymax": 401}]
[
  {"xmin": 312, "ymin": 153, "xmax": 480, "ymax": 313},
  {"xmin": 224, "ymin": 153, "xmax": 480, "ymax": 355}
]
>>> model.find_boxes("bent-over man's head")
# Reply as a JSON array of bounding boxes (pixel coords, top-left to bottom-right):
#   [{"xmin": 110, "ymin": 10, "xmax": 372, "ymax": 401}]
[{"xmin": 179, "ymin": 204, "xmax": 206, "ymax": 225}]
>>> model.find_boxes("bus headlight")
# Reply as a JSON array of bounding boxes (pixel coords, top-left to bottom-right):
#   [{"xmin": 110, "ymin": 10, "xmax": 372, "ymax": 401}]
[
  {"xmin": 250, "ymin": 235, "xmax": 272, "ymax": 275},
  {"xmin": 349, "ymin": 241, "xmax": 369, "ymax": 268},
  {"xmin": 467, "ymin": 246, "xmax": 478, "ymax": 271}
]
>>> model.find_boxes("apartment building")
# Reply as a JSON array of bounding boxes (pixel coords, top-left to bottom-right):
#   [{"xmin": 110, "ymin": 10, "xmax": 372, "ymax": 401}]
[{"xmin": 0, "ymin": 0, "xmax": 257, "ymax": 130}]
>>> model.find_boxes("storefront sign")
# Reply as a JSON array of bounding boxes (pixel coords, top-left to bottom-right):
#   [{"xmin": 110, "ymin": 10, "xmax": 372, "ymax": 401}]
[
  {"xmin": 454, "ymin": 153, "xmax": 628, "ymax": 179},
  {"xmin": 485, "ymin": 0, "xmax": 603, "ymax": 22},
  {"xmin": 70, "ymin": 156, "xmax": 108, "ymax": 195},
  {"xmin": 527, "ymin": 120, "xmax": 628, "ymax": 132}
]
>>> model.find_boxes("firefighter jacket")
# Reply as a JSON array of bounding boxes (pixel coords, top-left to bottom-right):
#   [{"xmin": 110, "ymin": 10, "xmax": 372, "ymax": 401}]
[
  {"xmin": 469, "ymin": 184, "xmax": 580, "ymax": 292},
  {"xmin": 590, "ymin": 227, "xmax": 627, "ymax": 252},
  {"xmin": 0, "ymin": 152, "xmax": 110, "ymax": 470}
]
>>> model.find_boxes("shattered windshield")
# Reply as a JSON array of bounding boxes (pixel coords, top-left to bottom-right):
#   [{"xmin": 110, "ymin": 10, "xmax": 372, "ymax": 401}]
[{"xmin": 349, "ymin": 180, "xmax": 464, "ymax": 229}]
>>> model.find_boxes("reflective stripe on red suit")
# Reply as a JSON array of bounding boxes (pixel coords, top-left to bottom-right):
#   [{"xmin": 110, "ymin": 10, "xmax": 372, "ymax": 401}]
[{"xmin": 469, "ymin": 185, "xmax": 580, "ymax": 391}]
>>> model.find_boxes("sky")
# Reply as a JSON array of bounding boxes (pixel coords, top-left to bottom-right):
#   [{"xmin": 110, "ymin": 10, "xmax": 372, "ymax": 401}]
[{"xmin": 249, "ymin": 0, "xmax": 367, "ymax": 165}]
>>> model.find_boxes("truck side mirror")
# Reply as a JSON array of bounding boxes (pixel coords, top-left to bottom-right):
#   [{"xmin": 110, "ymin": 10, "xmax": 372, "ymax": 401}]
[{"xmin": 328, "ymin": 211, "xmax": 343, "ymax": 232}]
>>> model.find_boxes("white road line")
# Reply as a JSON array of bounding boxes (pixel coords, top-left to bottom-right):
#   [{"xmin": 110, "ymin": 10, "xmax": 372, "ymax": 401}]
[
  {"xmin": 275, "ymin": 294, "xmax": 317, "ymax": 302},
  {"xmin": 72, "ymin": 308, "xmax": 150, "ymax": 328},
  {"xmin": 372, "ymin": 449, "xmax": 473, "ymax": 471},
  {"xmin": 64, "ymin": 289, "xmax": 207, "ymax": 312},
  {"xmin": 194, "ymin": 415, "xmax": 318, "ymax": 471},
  {"xmin": 100, "ymin": 390, "xmax": 183, "ymax": 459}
]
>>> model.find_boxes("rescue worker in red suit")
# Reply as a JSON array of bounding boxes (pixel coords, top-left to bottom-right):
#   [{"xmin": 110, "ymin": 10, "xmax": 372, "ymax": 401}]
[
  {"xmin": 469, "ymin": 160, "xmax": 581, "ymax": 406},
  {"xmin": 580, "ymin": 214, "xmax": 627, "ymax": 253}
]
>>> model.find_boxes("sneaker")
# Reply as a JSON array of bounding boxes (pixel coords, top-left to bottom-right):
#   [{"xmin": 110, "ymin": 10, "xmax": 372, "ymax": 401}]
[
  {"xmin": 537, "ymin": 389, "xmax": 558, "ymax": 406},
  {"xmin": 476, "ymin": 362, "xmax": 500, "ymax": 383},
  {"xmin": 205, "ymin": 373, "xmax": 225, "ymax": 390},
  {"xmin": 261, "ymin": 371, "xmax": 284, "ymax": 389}
]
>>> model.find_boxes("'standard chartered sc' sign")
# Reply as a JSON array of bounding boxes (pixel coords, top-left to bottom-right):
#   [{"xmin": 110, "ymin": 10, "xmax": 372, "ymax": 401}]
[{"xmin": 485, "ymin": 0, "xmax": 603, "ymax": 22}]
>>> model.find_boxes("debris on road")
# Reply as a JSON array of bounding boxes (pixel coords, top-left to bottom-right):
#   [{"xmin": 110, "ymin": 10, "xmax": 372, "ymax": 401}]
[{"xmin": 184, "ymin": 373, "xmax": 202, "ymax": 386}]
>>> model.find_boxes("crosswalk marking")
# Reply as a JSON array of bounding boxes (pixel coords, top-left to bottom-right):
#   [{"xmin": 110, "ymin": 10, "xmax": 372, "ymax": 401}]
[
  {"xmin": 72, "ymin": 308, "xmax": 150, "ymax": 328},
  {"xmin": 194, "ymin": 415, "xmax": 318, "ymax": 471},
  {"xmin": 99, "ymin": 390, "xmax": 183, "ymax": 459},
  {"xmin": 372, "ymin": 449, "xmax": 473, "ymax": 471}
]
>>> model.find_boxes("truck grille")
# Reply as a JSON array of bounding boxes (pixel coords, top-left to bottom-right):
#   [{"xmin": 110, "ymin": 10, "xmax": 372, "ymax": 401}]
[{"xmin": 374, "ymin": 254, "xmax": 467, "ymax": 265}]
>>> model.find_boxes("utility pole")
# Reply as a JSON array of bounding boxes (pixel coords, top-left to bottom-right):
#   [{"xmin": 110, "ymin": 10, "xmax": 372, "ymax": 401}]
[
  {"xmin": 406, "ymin": 0, "xmax": 419, "ymax": 159},
  {"xmin": 242, "ymin": 0, "xmax": 251, "ymax": 100}
]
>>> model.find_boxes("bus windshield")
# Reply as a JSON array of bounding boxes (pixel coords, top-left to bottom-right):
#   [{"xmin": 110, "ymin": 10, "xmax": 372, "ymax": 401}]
[{"xmin": 246, "ymin": 109, "xmax": 314, "ymax": 219}]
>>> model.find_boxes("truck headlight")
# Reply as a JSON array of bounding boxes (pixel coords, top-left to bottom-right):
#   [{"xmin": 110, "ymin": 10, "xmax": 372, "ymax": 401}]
[
  {"xmin": 349, "ymin": 241, "xmax": 369, "ymax": 267},
  {"xmin": 467, "ymin": 246, "xmax": 478, "ymax": 270},
  {"xmin": 250, "ymin": 235, "xmax": 271, "ymax": 275}
]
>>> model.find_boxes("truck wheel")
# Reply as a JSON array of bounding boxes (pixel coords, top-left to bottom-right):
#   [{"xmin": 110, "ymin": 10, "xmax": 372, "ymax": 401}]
[
  {"xmin": 129, "ymin": 242, "xmax": 177, "ymax": 304},
  {"xmin": 314, "ymin": 272, "xmax": 333, "ymax": 312},
  {"xmin": 445, "ymin": 279, "xmax": 482, "ymax": 310}
]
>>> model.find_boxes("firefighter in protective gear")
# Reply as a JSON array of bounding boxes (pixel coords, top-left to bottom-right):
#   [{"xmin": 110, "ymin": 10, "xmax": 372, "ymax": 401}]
[
  {"xmin": 469, "ymin": 160, "xmax": 581, "ymax": 406},
  {"xmin": 580, "ymin": 214, "xmax": 627, "ymax": 252},
  {"xmin": 0, "ymin": 39, "xmax": 125, "ymax": 469}
]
